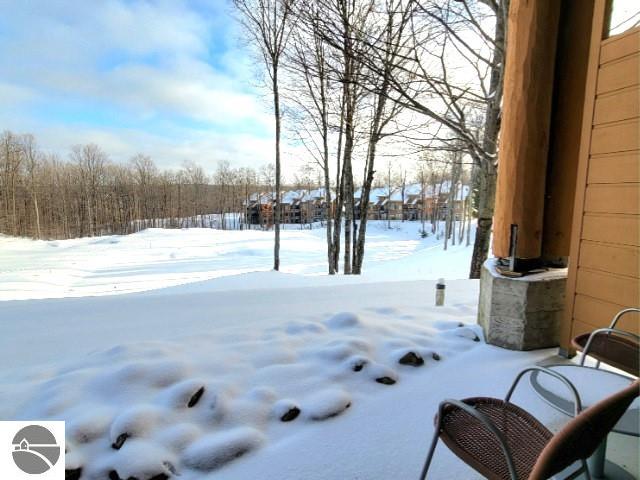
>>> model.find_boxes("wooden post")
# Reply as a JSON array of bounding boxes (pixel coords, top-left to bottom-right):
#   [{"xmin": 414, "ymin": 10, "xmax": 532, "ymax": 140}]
[
  {"xmin": 492, "ymin": 0, "xmax": 562, "ymax": 259},
  {"xmin": 541, "ymin": 0, "xmax": 595, "ymax": 263}
]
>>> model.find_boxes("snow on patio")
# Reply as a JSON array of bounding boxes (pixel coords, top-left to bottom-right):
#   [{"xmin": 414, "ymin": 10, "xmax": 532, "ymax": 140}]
[
  {"xmin": 0, "ymin": 278, "xmax": 572, "ymax": 480},
  {"xmin": 0, "ymin": 224, "xmax": 577, "ymax": 479}
]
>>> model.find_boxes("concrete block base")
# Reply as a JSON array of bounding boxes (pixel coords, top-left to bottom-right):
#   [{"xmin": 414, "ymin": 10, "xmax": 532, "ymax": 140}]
[{"xmin": 478, "ymin": 259, "xmax": 568, "ymax": 350}]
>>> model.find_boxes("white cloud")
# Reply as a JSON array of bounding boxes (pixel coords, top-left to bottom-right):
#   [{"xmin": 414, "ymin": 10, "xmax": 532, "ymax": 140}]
[{"xmin": 0, "ymin": 0, "xmax": 281, "ymax": 171}]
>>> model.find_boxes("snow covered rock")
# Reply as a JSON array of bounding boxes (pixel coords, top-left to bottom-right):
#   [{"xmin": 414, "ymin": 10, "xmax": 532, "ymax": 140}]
[
  {"xmin": 188, "ymin": 386, "xmax": 205, "ymax": 407},
  {"xmin": 273, "ymin": 399, "xmax": 301, "ymax": 422},
  {"xmin": 65, "ymin": 468, "xmax": 82, "ymax": 480},
  {"xmin": 109, "ymin": 405, "xmax": 165, "ymax": 445},
  {"xmin": 181, "ymin": 428, "xmax": 265, "ymax": 471},
  {"xmin": 368, "ymin": 363, "xmax": 399, "ymax": 385},
  {"xmin": 66, "ymin": 407, "xmax": 114, "ymax": 444},
  {"xmin": 157, "ymin": 379, "xmax": 206, "ymax": 409},
  {"xmin": 302, "ymin": 389, "xmax": 352, "ymax": 421},
  {"xmin": 398, "ymin": 351, "xmax": 424, "ymax": 367},
  {"xmin": 112, "ymin": 433, "xmax": 129, "ymax": 450},
  {"xmin": 344, "ymin": 355, "xmax": 369, "ymax": 372},
  {"xmin": 375, "ymin": 376, "xmax": 396, "ymax": 385},
  {"xmin": 454, "ymin": 326, "xmax": 481, "ymax": 342},
  {"xmin": 98, "ymin": 440, "xmax": 177, "ymax": 480}
]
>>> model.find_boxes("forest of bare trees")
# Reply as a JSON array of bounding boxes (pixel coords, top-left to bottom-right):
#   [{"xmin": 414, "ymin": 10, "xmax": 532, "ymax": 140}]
[
  {"xmin": 0, "ymin": 128, "xmax": 472, "ymax": 244},
  {"xmin": 0, "ymin": 131, "xmax": 272, "ymax": 239}
]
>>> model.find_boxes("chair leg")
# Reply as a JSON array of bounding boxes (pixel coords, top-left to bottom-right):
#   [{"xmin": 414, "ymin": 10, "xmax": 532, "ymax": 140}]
[
  {"xmin": 564, "ymin": 460, "xmax": 592, "ymax": 480},
  {"xmin": 582, "ymin": 459, "xmax": 592, "ymax": 480},
  {"xmin": 419, "ymin": 428, "xmax": 441, "ymax": 480}
]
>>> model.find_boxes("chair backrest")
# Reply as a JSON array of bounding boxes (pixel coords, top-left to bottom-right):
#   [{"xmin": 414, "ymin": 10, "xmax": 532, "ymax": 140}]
[
  {"xmin": 578, "ymin": 329, "xmax": 640, "ymax": 376},
  {"xmin": 529, "ymin": 380, "xmax": 639, "ymax": 480}
]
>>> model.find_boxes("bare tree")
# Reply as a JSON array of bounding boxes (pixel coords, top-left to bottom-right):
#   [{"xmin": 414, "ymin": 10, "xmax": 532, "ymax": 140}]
[
  {"xmin": 287, "ymin": 4, "xmax": 337, "ymax": 272},
  {"xmin": 21, "ymin": 135, "xmax": 42, "ymax": 239},
  {"xmin": 416, "ymin": 162, "xmax": 428, "ymax": 234},
  {"xmin": 351, "ymin": 0, "xmax": 414, "ymax": 274},
  {"xmin": 234, "ymin": 0, "xmax": 296, "ymax": 271},
  {"xmin": 357, "ymin": 0, "xmax": 508, "ymax": 277},
  {"xmin": 1, "ymin": 131, "xmax": 22, "ymax": 235}
]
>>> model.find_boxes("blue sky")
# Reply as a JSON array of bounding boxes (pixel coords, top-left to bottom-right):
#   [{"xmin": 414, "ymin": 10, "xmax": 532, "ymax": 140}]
[{"xmin": 0, "ymin": 0, "xmax": 278, "ymax": 171}]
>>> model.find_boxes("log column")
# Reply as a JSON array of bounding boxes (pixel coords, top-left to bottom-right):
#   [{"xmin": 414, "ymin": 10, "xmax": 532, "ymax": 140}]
[
  {"xmin": 492, "ymin": 0, "xmax": 562, "ymax": 260},
  {"xmin": 479, "ymin": 0, "xmax": 567, "ymax": 351},
  {"xmin": 542, "ymin": 0, "xmax": 595, "ymax": 263}
]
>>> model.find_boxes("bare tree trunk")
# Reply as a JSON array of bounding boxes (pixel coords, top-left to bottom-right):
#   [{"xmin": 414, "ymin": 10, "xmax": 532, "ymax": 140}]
[
  {"xmin": 274, "ymin": 74, "xmax": 282, "ymax": 271},
  {"xmin": 331, "ymin": 92, "xmax": 345, "ymax": 274},
  {"xmin": 459, "ymin": 190, "xmax": 466, "ymax": 244},
  {"xmin": 468, "ymin": 2, "xmax": 507, "ymax": 278},
  {"xmin": 342, "ymin": 132, "xmax": 354, "ymax": 274},
  {"xmin": 32, "ymin": 192, "xmax": 41, "ymax": 239},
  {"xmin": 470, "ymin": 163, "xmax": 497, "ymax": 276},
  {"xmin": 466, "ymin": 195, "xmax": 472, "ymax": 247}
]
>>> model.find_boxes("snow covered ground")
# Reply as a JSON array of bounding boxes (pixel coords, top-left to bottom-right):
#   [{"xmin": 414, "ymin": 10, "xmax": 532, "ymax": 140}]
[
  {"xmin": 0, "ymin": 223, "xmax": 636, "ymax": 479},
  {"xmin": 0, "ymin": 221, "xmax": 473, "ymax": 301},
  {"xmin": 0, "ymin": 278, "xmax": 572, "ymax": 480}
]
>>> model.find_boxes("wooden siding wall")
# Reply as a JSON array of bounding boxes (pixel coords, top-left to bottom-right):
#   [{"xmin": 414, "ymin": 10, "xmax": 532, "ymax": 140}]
[{"xmin": 561, "ymin": 16, "xmax": 640, "ymax": 349}]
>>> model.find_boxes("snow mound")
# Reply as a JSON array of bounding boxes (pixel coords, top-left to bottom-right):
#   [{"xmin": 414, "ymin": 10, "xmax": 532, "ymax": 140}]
[
  {"xmin": 451, "ymin": 325, "xmax": 483, "ymax": 342},
  {"xmin": 303, "ymin": 389, "xmax": 352, "ymax": 420},
  {"xmin": 342, "ymin": 355, "xmax": 369, "ymax": 372},
  {"xmin": 157, "ymin": 379, "xmax": 207, "ymax": 409},
  {"xmin": 109, "ymin": 405, "xmax": 165, "ymax": 444},
  {"xmin": 325, "ymin": 312, "xmax": 360, "ymax": 329},
  {"xmin": 66, "ymin": 407, "xmax": 115, "ymax": 444},
  {"xmin": 367, "ymin": 362, "xmax": 399, "ymax": 385},
  {"xmin": 272, "ymin": 399, "xmax": 301, "ymax": 422},
  {"xmin": 285, "ymin": 321, "xmax": 327, "ymax": 335},
  {"xmin": 91, "ymin": 439, "xmax": 177, "ymax": 480},
  {"xmin": 154, "ymin": 423, "xmax": 202, "ymax": 452},
  {"xmin": 182, "ymin": 427, "xmax": 265, "ymax": 471}
]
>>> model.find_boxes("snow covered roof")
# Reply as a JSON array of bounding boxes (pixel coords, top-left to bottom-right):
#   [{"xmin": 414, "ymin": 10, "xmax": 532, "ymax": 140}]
[
  {"xmin": 354, "ymin": 187, "xmax": 389, "ymax": 203},
  {"xmin": 403, "ymin": 183, "xmax": 423, "ymax": 196},
  {"xmin": 268, "ymin": 183, "xmax": 470, "ymax": 207},
  {"xmin": 421, "ymin": 182, "xmax": 471, "ymax": 200},
  {"xmin": 300, "ymin": 188, "xmax": 333, "ymax": 202},
  {"xmin": 258, "ymin": 192, "xmax": 275, "ymax": 204},
  {"xmin": 389, "ymin": 190, "xmax": 404, "ymax": 202},
  {"xmin": 248, "ymin": 192, "xmax": 276, "ymax": 204},
  {"xmin": 281, "ymin": 190, "xmax": 304, "ymax": 204}
]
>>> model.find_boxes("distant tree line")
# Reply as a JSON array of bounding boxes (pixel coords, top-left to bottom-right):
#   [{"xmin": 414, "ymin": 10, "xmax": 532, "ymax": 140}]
[
  {"xmin": 0, "ymin": 131, "xmax": 276, "ymax": 239},
  {"xmin": 0, "ymin": 129, "xmax": 473, "ymax": 244}
]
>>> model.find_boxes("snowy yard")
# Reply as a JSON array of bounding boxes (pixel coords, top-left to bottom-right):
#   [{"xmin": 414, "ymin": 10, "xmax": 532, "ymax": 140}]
[
  {"xmin": 0, "ymin": 223, "xmax": 589, "ymax": 479},
  {"xmin": 0, "ymin": 221, "xmax": 473, "ymax": 301}
]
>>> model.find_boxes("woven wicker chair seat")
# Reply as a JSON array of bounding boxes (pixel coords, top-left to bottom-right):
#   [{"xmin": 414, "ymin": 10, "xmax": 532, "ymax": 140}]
[{"xmin": 439, "ymin": 397, "xmax": 553, "ymax": 480}]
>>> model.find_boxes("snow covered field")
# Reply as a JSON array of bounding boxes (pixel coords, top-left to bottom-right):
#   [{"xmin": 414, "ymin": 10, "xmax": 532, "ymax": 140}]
[
  {"xmin": 3, "ymin": 223, "xmax": 632, "ymax": 479},
  {"xmin": 0, "ymin": 221, "xmax": 473, "ymax": 301}
]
